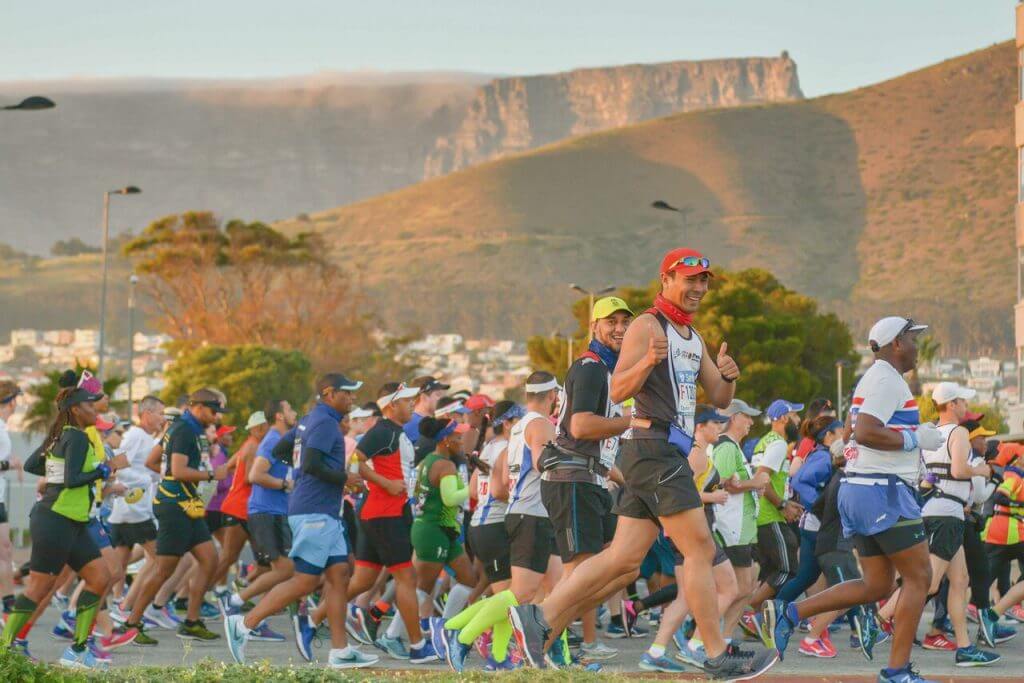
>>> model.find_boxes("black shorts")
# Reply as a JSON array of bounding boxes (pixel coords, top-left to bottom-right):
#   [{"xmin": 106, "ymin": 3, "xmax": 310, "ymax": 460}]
[
  {"xmin": 357, "ymin": 513, "xmax": 414, "ymax": 569},
  {"xmin": 541, "ymin": 480, "xmax": 616, "ymax": 563},
  {"xmin": 924, "ymin": 516, "xmax": 965, "ymax": 562},
  {"xmin": 674, "ymin": 533, "xmax": 730, "ymax": 567},
  {"xmin": 0, "ymin": 502, "xmax": 8, "ymax": 524},
  {"xmin": 818, "ymin": 550, "xmax": 862, "ymax": 586},
  {"xmin": 29, "ymin": 505, "xmax": 101, "ymax": 575},
  {"xmin": 505, "ymin": 513, "xmax": 555, "ymax": 574},
  {"xmin": 109, "ymin": 519, "xmax": 157, "ymax": 548},
  {"xmin": 205, "ymin": 509, "xmax": 226, "ymax": 533},
  {"xmin": 853, "ymin": 518, "xmax": 926, "ymax": 557},
  {"xmin": 756, "ymin": 521, "xmax": 798, "ymax": 590},
  {"xmin": 468, "ymin": 522, "xmax": 512, "ymax": 582},
  {"xmin": 155, "ymin": 502, "xmax": 213, "ymax": 557},
  {"xmin": 614, "ymin": 437, "xmax": 702, "ymax": 522},
  {"xmin": 723, "ymin": 543, "xmax": 754, "ymax": 568},
  {"xmin": 248, "ymin": 513, "xmax": 292, "ymax": 566}
]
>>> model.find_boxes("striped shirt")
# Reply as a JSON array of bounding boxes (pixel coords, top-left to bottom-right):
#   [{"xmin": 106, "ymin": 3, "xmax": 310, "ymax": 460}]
[{"xmin": 846, "ymin": 359, "xmax": 921, "ymax": 485}]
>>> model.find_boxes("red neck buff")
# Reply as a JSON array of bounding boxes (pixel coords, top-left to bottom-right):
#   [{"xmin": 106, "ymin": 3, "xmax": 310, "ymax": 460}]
[{"xmin": 652, "ymin": 294, "xmax": 694, "ymax": 327}]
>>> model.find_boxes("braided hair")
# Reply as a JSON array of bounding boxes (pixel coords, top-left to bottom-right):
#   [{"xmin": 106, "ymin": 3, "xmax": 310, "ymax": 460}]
[{"xmin": 41, "ymin": 370, "xmax": 79, "ymax": 454}]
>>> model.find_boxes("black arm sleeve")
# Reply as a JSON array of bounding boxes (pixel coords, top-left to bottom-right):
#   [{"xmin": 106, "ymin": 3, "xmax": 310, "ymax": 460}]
[
  {"xmin": 301, "ymin": 446, "xmax": 348, "ymax": 487},
  {"xmin": 62, "ymin": 431, "xmax": 105, "ymax": 488},
  {"xmin": 272, "ymin": 428, "xmax": 296, "ymax": 466},
  {"xmin": 24, "ymin": 444, "xmax": 46, "ymax": 476}
]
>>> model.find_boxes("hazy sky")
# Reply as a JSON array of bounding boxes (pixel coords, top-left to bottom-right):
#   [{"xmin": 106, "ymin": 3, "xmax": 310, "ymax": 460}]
[{"xmin": 3, "ymin": 1, "xmax": 1014, "ymax": 96}]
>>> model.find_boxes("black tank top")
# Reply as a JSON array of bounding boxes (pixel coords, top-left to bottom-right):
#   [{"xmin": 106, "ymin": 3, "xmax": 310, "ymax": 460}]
[{"xmin": 633, "ymin": 312, "xmax": 703, "ymax": 437}]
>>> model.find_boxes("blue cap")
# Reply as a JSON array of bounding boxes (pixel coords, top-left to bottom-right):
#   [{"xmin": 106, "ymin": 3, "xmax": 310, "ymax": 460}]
[
  {"xmin": 694, "ymin": 408, "xmax": 729, "ymax": 425},
  {"xmin": 453, "ymin": 405, "xmax": 471, "ymax": 415},
  {"xmin": 766, "ymin": 399, "xmax": 804, "ymax": 420}
]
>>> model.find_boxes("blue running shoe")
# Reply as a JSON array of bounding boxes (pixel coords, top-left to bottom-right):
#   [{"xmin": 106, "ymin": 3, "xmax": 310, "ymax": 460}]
[
  {"xmin": 409, "ymin": 639, "xmax": 439, "ymax": 665},
  {"xmin": 420, "ymin": 617, "xmax": 431, "ymax": 636},
  {"xmin": 640, "ymin": 651, "xmax": 686, "ymax": 673},
  {"xmin": 672, "ymin": 624, "xmax": 689, "ymax": 654},
  {"xmin": 877, "ymin": 663, "xmax": 938, "ymax": 683},
  {"xmin": 215, "ymin": 590, "xmax": 236, "ymax": 618},
  {"xmin": 249, "ymin": 620, "xmax": 285, "ymax": 642},
  {"xmin": 676, "ymin": 642, "xmax": 708, "ymax": 668},
  {"xmin": 51, "ymin": 622, "xmax": 74, "ymax": 641},
  {"xmin": 762, "ymin": 599, "xmax": 795, "ymax": 660},
  {"xmin": 374, "ymin": 634, "xmax": 410, "ymax": 660},
  {"xmin": 605, "ymin": 621, "xmax": 627, "ymax": 638},
  {"xmin": 57, "ymin": 645, "xmax": 108, "ymax": 670},
  {"xmin": 292, "ymin": 609, "xmax": 316, "ymax": 662},
  {"xmin": 200, "ymin": 601, "xmax": 220, "ymax": 619},
  {"xmin": 12, "ymin": 638, "xmax": 35, "ymax": 662},
  {"xmin": 853, "ymin": 609, "xmax": 881, "ymax": 661},
  {"xmin": 544, "ymin": 634, "xmax": 570, "ymax": 669},
  {"xmin": 438, "ymin": 626, "xmax": 468, "ymax": 671},
  {"xmin": 955, "ymin": 644, "xmax": 1000, "ymax": 667},
  {"xmin": 483, "ymin": 654, "xmax": 520, "ymax": 671},
  {"xmin": 328, "ymin": 647, "xmax": 380, "ymax": 669},
  {"xmin": 223, "ymin": 614, "xmax": 248, "ymax": 664},
  {"xmin": 993, "ymin": 620, "xmax": 1017, "ymax": 644},
  {"xmin": 428, "ymin": 617, "xmax": 448, "ymax": 665},
  {"xmin": 978, "ymin": 608, "xmax": 998, "ymax": 647}
]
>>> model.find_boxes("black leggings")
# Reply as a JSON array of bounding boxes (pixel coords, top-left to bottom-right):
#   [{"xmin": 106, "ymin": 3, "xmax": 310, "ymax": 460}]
[
  {"xmin": 932, "ymin": 514, "xmax": 991, "ymax": 626},
  {"xmin": 986, "ymin": 542, "xmax": 1024, "ymax": 598}
]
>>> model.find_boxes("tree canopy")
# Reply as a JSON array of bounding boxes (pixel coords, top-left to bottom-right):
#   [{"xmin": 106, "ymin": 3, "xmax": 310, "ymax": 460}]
[
  {"xmin": 161, "ymin": 344, "xmax": 314, "ymax": 428},
  {"xmin": 23, "ymin": 363, "xmax": 125, "ymax": 435}
]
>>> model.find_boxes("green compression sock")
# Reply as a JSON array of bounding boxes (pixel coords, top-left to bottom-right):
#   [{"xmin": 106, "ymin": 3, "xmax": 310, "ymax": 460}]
[
  {"xmin": 492, "ymin": 618, "xmax": 513, "ymax": 662},
  {"xmin": 73, "ymin": 590, "xmax": 101, "ymax": 650},
  {"xmin": 1, "ymin": 594, "xmax": 36, "ymax": 646},
  {"xmin": 457, "ymin": 589, "xmax": 518, "ymax": 646},
  {"xmin": 444, "ymin": 594, "xmax": 491, "ymax": 631}
]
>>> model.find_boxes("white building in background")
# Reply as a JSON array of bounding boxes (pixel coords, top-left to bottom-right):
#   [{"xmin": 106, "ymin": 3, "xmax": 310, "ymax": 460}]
[
  {"xmin": 9, "ymin": 329, "xmax": 39, "ymax": 347},
  {"xmin": 72, "ymin": 329, "xmax": 99, "ymax": 350}
]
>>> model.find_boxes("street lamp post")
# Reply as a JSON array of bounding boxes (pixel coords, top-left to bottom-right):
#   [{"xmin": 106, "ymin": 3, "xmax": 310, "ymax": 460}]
[
  {"xmin": 1, "ymin": 96, "xmax": 56, "ymax": 111},
  {"xmin": 98, "ymin": 186, "xmax": 141, "ymax": 377},
  {"xmin": 836, "ymin": 360, "xmax": 851, "ymax": 417},
  {"xmin": 569, "ymin": 283, "xmax": 616, "ymax": 341},
  {"xmin": 127, "ymin": 274, "xmax": 139, "ymax": 412}
]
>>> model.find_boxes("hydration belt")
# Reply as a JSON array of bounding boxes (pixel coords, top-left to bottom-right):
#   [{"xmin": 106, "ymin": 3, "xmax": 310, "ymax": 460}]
[
  {"xmin": 843, "ymin": 472, "xmax": 914, "ymax": 507},
  {"xmin": 920, "ymin": 463, "xmax": 970, "ymax": 507},
  {"xmin": 539, "ymin": 442, "xmax": 609, "ymax": 477}
]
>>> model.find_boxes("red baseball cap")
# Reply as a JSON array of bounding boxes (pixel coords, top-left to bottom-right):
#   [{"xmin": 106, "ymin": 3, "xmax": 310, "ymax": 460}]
[
  {"xmin": 215, "ymin": 425, "xmax": 237, "ymax": 439},
  {"xmin": 464, "ymin": 394, "xmax": 495, "ymax": 411},
  {"xmin": 95, "ymin": 416, "xmax": 116, "ymax": 431},
  {"xmin": 660, "ymin": 248, "xmax": 713, "ymax": 277},
  {"xmin": 962, "ymin": 411, "xmax": 985, "ymax": 423}
]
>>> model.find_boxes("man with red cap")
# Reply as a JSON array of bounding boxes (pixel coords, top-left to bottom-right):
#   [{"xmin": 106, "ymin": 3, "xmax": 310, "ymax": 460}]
[{"xmin": 510, "ymin": 249, "xmax": 777, "ymax": 679}]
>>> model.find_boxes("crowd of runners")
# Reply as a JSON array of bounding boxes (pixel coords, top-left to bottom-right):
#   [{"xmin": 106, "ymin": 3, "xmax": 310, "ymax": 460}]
[{"xmin": 1, "ymin": 247, "xmax": 1024, "ymax": 683}]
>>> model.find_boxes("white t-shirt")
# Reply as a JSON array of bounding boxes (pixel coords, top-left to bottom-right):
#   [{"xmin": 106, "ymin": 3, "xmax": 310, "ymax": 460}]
[
  {"xmin": 0, "ymin": 419, "xmax": 10, "ymax": 505},
  {"xmin": 846, "ymin": 359, "xmax": 921, "ymax": 485},
  {"xmin": 108, "ymin": 425, "xmax": 159, "ymax": 524},
  {"xmin": 752, "ymin": 439, "xmax": 788, "ymax": 474}
]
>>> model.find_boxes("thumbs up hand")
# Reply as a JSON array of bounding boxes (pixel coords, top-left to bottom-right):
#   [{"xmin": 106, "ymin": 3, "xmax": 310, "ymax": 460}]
[
  {"xmin": 644, "ymin": 334, "xmax": 669, "ymax": 369},
  {"xmin": 717, "ymin": 342, "xmax": 740, "ymax": 383}
]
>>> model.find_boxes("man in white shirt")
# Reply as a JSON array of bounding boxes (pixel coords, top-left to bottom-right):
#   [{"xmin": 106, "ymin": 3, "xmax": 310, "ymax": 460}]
[
  {"xmin": 109, "ymin": 395, "xmax": 166, "ymax": 614},
  {"xmin": 0, "ymin": 380, "xmax": 24, "ymax": 615}
]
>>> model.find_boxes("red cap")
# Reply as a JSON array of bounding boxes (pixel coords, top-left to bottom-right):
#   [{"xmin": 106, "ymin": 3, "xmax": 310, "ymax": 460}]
[
  {"xmin": 94, "ymin": 416, "xmax": 116, "ymax": 431},
  {"xmin": 962, "ymin": 411, "xmax": 985, "ymax": 423},
  {"xmin": 995, "ymin": 443, "xmax": 1024, "ymax": 467},
  {"xmin": 215, "ymin": 425, "xmax": 237, "ymax": 439},
  {"xmin": 453, "ymin": 422, "xmax": 471, "ymax": 434},
  {"xmin": 660, "ymin": 248, "xmax": 713, "ymax": 277},
  {"xmin": 464, "ymin": 394, "xmax": 495, "ymax": 411}
]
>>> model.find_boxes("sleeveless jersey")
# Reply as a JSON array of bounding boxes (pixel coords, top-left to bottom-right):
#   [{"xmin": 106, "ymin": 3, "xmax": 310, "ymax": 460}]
[
  {"xmin": 921, "ymin": 423, "xmax": 971, "ymax": 520},
  {"xmin": 507, "ymin": 412, "xmax": 547, "ymax": 517},
  {"xmin": 471, "ymin": 437, "xmax": 508, "ymax": 526},
  {"xmin": 414, "ymin": 452, "xmax": 461, "ymax": 529},
  {"xmin": 632, "ymin": 312, "xmax": 703, "ymax": 438}
]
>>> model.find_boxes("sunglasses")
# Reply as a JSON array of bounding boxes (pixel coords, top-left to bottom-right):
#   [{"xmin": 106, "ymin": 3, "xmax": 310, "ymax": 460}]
[
  {"xmin": 670, "ymin": 256, "xmax": 710, "ymax": 269},
  {"xmin": 896, "ymin": 318, "xmax": 919, "ymax": 340}
]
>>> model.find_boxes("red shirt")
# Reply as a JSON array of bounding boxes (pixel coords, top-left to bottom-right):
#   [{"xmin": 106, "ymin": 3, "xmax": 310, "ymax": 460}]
[
  {"xmin": 358, "ymin": 419, "xmax": 409, "ymax": 520},
  {"xmin": 220, "ymin": 437, "xmax": 257, "ymax": 520}
]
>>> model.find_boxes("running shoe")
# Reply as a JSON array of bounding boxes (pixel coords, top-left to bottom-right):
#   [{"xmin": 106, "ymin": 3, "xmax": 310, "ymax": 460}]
[
  {"xmin": 345, "ymin": 610, "xmax": 368, "ymax": 645},
  {"xmin": 483, "ymin": 654, "xmax": 521, "ymax": 671},
  {"xmin": 50, "ymin": 619, "xmax": 74, "ymax": 641},
  {"xmin": 435, "ymin": 622, "xmax": 468, "ymax": 671},
  {"xmin": 12, "ymin": 638, "xmax": 35, "ymax": 662},
  {"xmin": 700, "ymin": 644, "xmax": 778, "ymax": 680},
  {"xmin": 544, "ymin": 632, "xmax": 570, "ymax": 669},
  {"xmin": 100, "ymin": 626, "xmax": 139, "ymax": 650},
  {"xmin": 675, "ymin": 641, "xmax": 708, "ymax": 668},
  {"xmin": 215, "ymin": 590, "xmax": 236, "ymax": 617},
  {"xmin": 921, "ymin": 633, "xmax": 955, "ymax": 651},
  {"xmin": 177, "ymin": 619, "xmax": 220, "ymax": 641},
  {"xmin": 932, "ymin": 616, "xmax": 953, "ymax": 637},
  {"xmin": 351, "ymin": 605, "xmax": 379, "ymax": 645},
  {"xmin": 86, "ymin": 636, "xmax": 112, "ymax": 662},
  {"xmin": 672, "ymin": 624, "xmax": 689, "ymax": 654},
  {"xmin": 579, "ymin": 640, "xmax": 617, "ymax": 661},
  {"xmin": 639, "ymin": 651, "xmax": 686, "ymax": 673},
  {"xmin": 51, "ymin": 592, "xmax": 70, "ymax": 611},
  {"xmin": 605, "ymin": 621, "xmax": 628, "ymax": 638},
  {"xmin": 508, "ymin": 603, "xmax": 551, "ymax": 669},
  {"xmin": 409, "ymin": 639, "xmax": 439, "ymax": 664},
  {"xmin": 374, "ymin": 633, "xmax": 410, "ymax": 660},
  {"xmin": 978, "ymin": 607, "xmax": 998, "ymax": 647},
  {"xmin": 798, "ymin": 637, "xmax": 837, "ymax": 658},
  {"xmin": 739, "ymin": 610, "xmax": 761, "ymax": 640},
  {"xmin": 762, "ymin": 599, "xmax": 795, "ymax": 659},
  {"xmin": 224, "ymin": 614, "xmax": 247, "ymax": 664},
  {"xmin": 58, "ymin": 645, "xmax": 108, "ymax": 670},
  {"xmin": 954, "ymin": 644, "xmax": 1000, "ymax": 667},
  {"xmin": 798, "ymin": 618, "xmax": 812, "ymax": 632},
  {"xmin": 620, "ymin": 599, "xmax": 638, "ymax": 637},
  {"xmin": 596, "ymin": 604, "xmax": 609, "ymax": 628},
  {"xmin": 143, "ymin": 604, "xmax": 179, "ymax": 630},
  {"xmin": 129, "ymin": 624, "xmax": 158, "ymax": 646},
  {"xmin": 328, "ymin": 647, "xmax": 379, "ymax": 669},
  {"xmin": 966, "ymin": 603, "xmax": 979, "ymax": 623},
  {"xmin": 878, "ymin": 663, "xmax": 938, "ymax": 683},
  {"xmin": 200, "ymin": 601, "xmax": 220, "ymax": 619},
  {"xmin": 291, "ymin": 608, "xmax": 316, "ymax": 662},
  {"xmin": 249, "ymin": 620, "xmax": 285, "ymax": 642},
  {"xmin": 109, "ymin": 602, "xmax": 129, "ymax": 625},
  {"xmin": 473, "ymin": 628, "xmax": 493, "ymax": 660},
  {"xmin": 993, "ymin": 621, "xmax": 1017, "ymax": 644},
  {"xmin": 1005, "ymin": 604, "xmax": 1024, "ymax": 623},
  {"xmin": 853, "ymin": 608, "xmax": 881, "ymax": 660},
  {"xmin": 420, "ymin": 617, "xmax": 431, "ymax": 636}
]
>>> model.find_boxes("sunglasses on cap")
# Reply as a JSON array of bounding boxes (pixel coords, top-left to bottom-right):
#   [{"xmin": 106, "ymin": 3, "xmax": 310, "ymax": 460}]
[{"xmin": 669, "ymin": 255, "xmax": 710, "ymax": 269}]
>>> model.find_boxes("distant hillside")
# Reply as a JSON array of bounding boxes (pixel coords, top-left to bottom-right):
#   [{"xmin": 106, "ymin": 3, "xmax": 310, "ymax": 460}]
[{"xmin": 278, "ymin": 42, "xmax": 1015, "ymax": 352}]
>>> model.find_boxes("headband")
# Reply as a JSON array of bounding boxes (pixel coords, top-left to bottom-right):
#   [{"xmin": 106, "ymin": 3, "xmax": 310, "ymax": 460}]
[
  {"xmin": 436, "ymin": 420, "xmax": 458, "ymax": 442},
  {"xmin": 816, "ymin": 420, "xmax": 844, "ymax": 442},
  {"xmin": 525, "ymin": 378, "xmax": 560, "ymax": 393}
]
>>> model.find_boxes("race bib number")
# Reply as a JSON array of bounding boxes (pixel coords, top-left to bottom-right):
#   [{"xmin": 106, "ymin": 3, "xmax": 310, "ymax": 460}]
[
  {"xmin": 675, "ymin": 369, "xmax": 697, "ymax": 421},
  {"xmin": 478, "ymin": 477, "xmax": 490, "ymax": 499}
]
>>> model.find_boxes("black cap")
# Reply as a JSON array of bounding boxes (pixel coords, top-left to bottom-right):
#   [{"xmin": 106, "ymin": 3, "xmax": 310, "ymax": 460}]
[{"xmin": 58, "ymin": 387, "xmax": 105, "ymax": 410}]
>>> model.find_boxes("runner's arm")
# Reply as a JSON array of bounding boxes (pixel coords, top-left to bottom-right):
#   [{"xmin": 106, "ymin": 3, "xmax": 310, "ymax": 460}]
[
  {"xmin": 569, "ymin": 362, "xmax": 631, "ymax": 439},
  {"xmin": 491, "ymin": 447, "xmax": 510, "ymax": 501},
  {"xmin": 144, "ymin": 441, "xmax": 164, "ymax": 474},
  {"xmin": 468, "ymin": 469, "xmax": 480, "ymax": 503},
  {"xmin": 437, "ymin": 459, "xmax": 469, "ymax": 507},
  {"xmin": 64, "ymin": 431, "xmax": 108, "ymax": 487},
  {"xmin": 948, "ymin": 426, "xmax": 987, "ymax": 479},
  {"xmin": 24, "ymin": 444, "xmax": 46, "ymax": 476},
  {"xmin": 170, "ymin": 452, "xmax": 214, "ymax": 483},
  {"xmin": 250, "ymin": 454, "xmax": 289, "ymax": 491},
  {"xmin": 302, "ymin": 447, "xmax": 347, "ymax": 486},
  {"xmin": 608, "ymin": 465, "xmax": 624, "ymax": 486},
  {"xmin": 610, "ymin": 314, "xmax": 663, "ymax": 404},
  {"xmin": 526, "ymin": 414, "xmax": 556, "ymax": 457},
  {"xmin": 852, "ymin": 413, "xmax": 904, "ymax": 451}
]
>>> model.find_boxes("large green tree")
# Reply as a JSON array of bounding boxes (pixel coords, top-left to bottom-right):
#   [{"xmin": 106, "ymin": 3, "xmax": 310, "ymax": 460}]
[
  {"xmin": 528, "ymin": 269, "xmax": 857, "ymax": 411},
  {"xmin": 161, "ymin": 344, "xmax": 314, "ymax": 428}
]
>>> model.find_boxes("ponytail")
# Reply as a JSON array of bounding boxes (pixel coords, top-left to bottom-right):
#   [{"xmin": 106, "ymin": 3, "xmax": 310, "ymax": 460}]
[{"xmin": 42, "ymin": 387, "xmax": 76, "ymax": 454}]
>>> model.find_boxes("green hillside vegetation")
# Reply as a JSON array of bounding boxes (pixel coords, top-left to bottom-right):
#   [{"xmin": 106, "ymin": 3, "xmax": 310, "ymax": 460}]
[{"xmin": 277, "ymin": 42, "xmax": 1015, "ymax": 350}]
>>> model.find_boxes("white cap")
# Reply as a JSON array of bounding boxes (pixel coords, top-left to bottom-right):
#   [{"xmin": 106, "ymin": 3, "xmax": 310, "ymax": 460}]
[
  {"xmin": 868, "ymin": 316, "xmax": 928, "ymax": 349},
  {"xmin": 931, "ymin": 382, "xmax": 976, "ymax": 405},
  {"xmin": 377, "ymin": 384, "xmax": 420, "ymax": 409},
  {"xmin": 349, "ymin": 407, "xmax": 374, "ymax": 419},
  {"xmin": 245, "ymin": 411, "xmax": 267, "ymax": 430}
]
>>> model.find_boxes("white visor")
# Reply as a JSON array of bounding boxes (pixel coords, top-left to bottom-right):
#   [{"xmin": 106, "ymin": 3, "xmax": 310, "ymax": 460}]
[
  {"xmin": 526, "ymin": 378, "xmax": 560, "ymax": 393},
  {"xmin": 435, "ymin": 401, "xmax": 464, "ymax": 417},
  {"xmin": 377, "ymin": 384, "xmax": 420, "ymax": 409}
]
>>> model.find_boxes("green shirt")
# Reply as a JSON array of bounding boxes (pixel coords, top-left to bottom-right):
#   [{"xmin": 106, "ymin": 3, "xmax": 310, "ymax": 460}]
[
  {"xmin": 40, "ymin": 426, "xmax": 104, "ymax": 522},
  {"xmin": 711, "ymin": 435, "xmax": 758, "ymax": 545},
  {"xmin": 414, "ymin": 452, "xmax": 460, "ymax": 529},
  {"xmin": 753, "ymin": 430, "xmax": 790, "ymax": 526}
]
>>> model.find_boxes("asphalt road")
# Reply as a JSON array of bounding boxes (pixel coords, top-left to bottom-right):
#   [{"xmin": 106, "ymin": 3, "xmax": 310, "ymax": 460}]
[{"xmin": 23, "ymin": 606, "xmax": 1024, "ymax": 680}]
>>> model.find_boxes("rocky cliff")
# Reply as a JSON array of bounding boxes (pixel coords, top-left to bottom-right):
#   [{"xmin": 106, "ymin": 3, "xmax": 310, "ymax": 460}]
[{"xmin": 424, "ymin": 55, "xmax": 802, "ymax": 177}]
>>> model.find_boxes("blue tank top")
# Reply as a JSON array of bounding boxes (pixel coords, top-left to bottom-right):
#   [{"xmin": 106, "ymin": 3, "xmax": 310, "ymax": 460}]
[{"xmin": 248, "ymin": 428, "xmax": 290, "ymax": 516}]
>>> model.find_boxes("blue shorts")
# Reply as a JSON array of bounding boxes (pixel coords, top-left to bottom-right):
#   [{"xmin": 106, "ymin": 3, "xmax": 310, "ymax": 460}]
[
  {"xmin": 87, "ymin": 518, "xmax": 112, "ymax": 550},
  {"xmin": 640, "ymin": 534, "xmax": 677, "ymax": 579},
  {"xmin": 288, "ymin": 513, "xmax": 348, "ymax": 575},
  {"xmin": 838, "ymin": 478, "xmax": 921, "ymax": 539}
]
